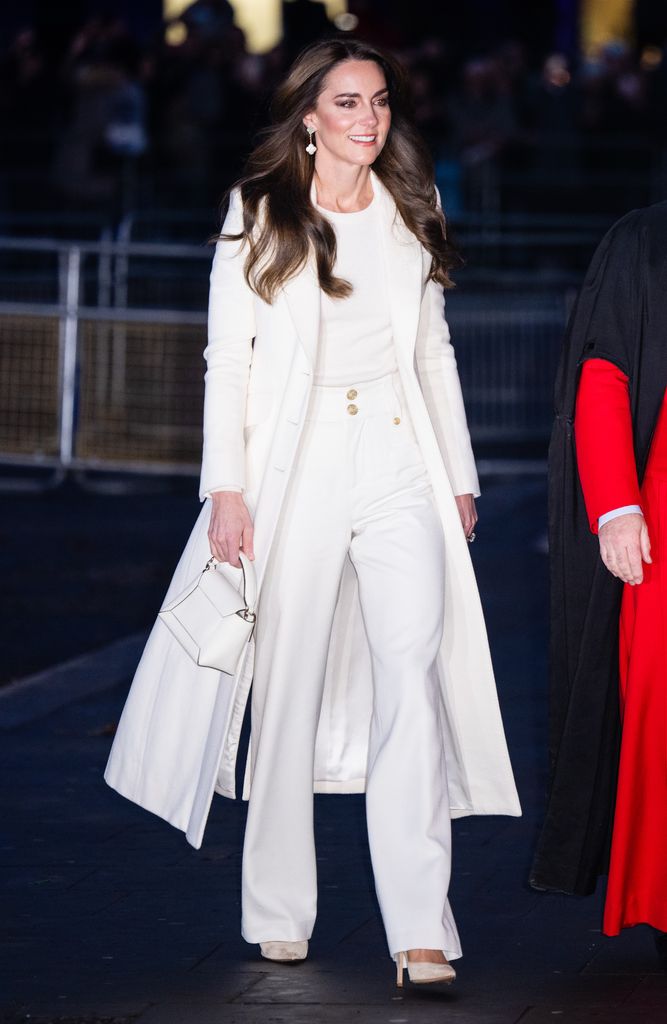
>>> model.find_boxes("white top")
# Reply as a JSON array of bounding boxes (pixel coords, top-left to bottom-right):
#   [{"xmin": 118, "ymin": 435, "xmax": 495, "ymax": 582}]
[{"xmin": 314, "ymin": 191, "xmax": 397, "ymax": 386}]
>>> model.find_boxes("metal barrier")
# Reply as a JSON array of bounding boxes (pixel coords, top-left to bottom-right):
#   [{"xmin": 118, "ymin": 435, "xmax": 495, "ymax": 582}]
[
  {"xmin": 0, "ymin": 238, "xmax": 208, "ymax": 480},
  {"xmin": 0, "ymin": 237, "xmax": 572, "ymax": 481},
  {"xmin": 448, "ymin": 289, "xmax": 571, "ymax": 443}
]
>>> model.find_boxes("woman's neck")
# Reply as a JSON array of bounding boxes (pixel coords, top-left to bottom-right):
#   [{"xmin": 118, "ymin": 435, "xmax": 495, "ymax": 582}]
[{"xmin": 312, "ymin": 163, "xmax": 374, "ymax": 214}]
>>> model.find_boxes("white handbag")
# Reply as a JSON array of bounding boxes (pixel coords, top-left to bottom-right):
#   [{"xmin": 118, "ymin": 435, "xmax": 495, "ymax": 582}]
[{"xmin": 158, "ymin": 552, "xmax": 257, "ymax": 674}]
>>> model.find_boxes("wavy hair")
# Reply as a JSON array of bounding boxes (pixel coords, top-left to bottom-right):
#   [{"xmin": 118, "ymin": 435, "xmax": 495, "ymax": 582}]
[{"xmin": 220, "ymin": 37, "xmax": 461, "ymax": 304}]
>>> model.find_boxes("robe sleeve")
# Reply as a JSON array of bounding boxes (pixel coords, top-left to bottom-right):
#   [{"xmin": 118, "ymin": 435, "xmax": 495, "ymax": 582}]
[{"xmin": 574, "ymin": 358, "xmax": 642, "ymax": 533}]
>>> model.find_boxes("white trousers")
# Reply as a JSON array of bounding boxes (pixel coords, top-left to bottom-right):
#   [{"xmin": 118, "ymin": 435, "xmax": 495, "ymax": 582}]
[{"xmin": 241, "ymin": 372, "xmax": 461, "ymax": 960}]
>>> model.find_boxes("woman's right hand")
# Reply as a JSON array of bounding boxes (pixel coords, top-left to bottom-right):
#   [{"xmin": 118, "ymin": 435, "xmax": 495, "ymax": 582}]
[{"xmin": 208, "ymin": 491, "xmax": 254, "ymax": 567}]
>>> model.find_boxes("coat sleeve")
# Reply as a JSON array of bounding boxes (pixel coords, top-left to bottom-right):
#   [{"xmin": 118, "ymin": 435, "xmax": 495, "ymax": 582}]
[
  {"xmin": 414, "ymin": 279, "xmax": 480, "ymax": 498},
  {"xmin": 574, "ymin": 358, "xmax": 642, "ymax": 533},
  {"xmin": 199, "ymin": 189, "xmax": 256, "ymax": 501}
]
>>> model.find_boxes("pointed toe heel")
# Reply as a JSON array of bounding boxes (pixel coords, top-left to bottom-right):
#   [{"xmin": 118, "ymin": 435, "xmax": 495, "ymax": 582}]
[
  {"xmin": 396, "ymin": 950, "xmax": 456, "ymax": 987},
  {"xmin": 260, "ymin": 940, "xmax": 308, "ymax": 962}
]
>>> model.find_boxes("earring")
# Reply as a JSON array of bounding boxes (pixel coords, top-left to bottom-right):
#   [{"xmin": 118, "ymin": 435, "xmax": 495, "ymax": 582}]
[{"xmin": 305, "ymin": 126, "xmax": 317, "ymax": 155}]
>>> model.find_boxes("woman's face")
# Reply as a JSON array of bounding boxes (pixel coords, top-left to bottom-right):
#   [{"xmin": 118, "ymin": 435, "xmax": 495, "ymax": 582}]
[{"xmin": 304, "ymin": 59, "xmax": 391, "ymax": 167}]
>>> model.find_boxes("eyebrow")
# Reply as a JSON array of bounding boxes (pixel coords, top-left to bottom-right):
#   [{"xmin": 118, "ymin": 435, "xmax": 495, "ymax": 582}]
[{"xmin": 332, "ymin": 88, "xmax": 389, "ymax": 99}]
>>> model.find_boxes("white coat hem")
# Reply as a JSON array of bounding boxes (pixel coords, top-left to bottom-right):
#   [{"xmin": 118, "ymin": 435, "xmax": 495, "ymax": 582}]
[{"xmin": 104, "ymin": 769, "xmax": 195, "ymax": 843}]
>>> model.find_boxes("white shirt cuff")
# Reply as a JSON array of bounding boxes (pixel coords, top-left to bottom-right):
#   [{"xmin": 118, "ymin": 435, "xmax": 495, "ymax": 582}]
[{"xmin": 598, "ymin": 505, "xmax": 643, "ymax": 529}]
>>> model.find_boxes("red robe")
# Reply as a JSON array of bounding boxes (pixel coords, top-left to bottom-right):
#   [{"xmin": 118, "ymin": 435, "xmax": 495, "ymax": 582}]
[{"xmin": 575, "ymin": 357, "xmax": 667, "ymax": 935}]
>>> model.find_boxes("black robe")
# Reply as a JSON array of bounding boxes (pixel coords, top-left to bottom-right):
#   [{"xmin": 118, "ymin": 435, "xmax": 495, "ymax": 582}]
[{"xmin": 529, "ymin": 201, "xmax": 667, "ymax": 896}]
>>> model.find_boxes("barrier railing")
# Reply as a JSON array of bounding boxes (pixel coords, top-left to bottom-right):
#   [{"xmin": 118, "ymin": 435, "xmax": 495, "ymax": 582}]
[{"xmin": 0, "ymin": 238, "xmax": 572, "ymax": 481}]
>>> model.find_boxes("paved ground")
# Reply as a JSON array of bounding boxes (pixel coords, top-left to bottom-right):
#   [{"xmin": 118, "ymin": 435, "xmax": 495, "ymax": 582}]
[
  {"xmin": 2, "ymin": 476, "xmax": 665, "ymax": 1023},
  {"xmin": 0, "ymin": 473, "xmax": 197, "ymax": 687}
]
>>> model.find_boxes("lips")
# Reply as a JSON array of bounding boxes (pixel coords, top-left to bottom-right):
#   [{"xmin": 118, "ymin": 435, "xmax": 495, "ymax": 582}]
[{"xmin": 349, "ymin": 135, "xmax": 377, "ymax": 145}]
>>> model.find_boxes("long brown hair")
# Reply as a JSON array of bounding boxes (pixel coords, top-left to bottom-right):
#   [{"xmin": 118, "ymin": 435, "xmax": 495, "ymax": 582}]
[{"xmin": 221, "ymin": 38, "xmax": 460, "ymax": 304}]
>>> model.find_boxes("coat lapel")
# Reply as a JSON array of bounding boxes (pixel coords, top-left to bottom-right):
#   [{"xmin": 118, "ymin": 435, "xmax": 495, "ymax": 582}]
[
  {"xmin": 371, "ymin": 171, "xmax": 424, "ymax": 361},
  {"xmin": 280, "ymin": 175, "xmax": 322, "ymax": 368},
  {"xmin": 281, "ymin": 169, "xmax": 424, "ymax": 368},
  {"xmin": 281, "ymin": 258, "xmax": 320, "ymax": 370}
]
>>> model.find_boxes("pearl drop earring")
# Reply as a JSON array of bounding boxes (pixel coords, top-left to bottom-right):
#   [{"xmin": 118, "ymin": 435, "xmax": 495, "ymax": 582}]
[{"xmin": 305, "ymin": 126, "xmax": 317, "ymax": 155}]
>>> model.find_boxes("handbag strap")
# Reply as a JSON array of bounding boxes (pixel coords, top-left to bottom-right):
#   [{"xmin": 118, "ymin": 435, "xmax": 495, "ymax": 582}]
[
  {"xmin": 204, "ymin": 552, "xmax": 257, "ymax": 614},
  {"xmin": 237, "ymin": 551, "xmax": 257, "ymax": 613}
]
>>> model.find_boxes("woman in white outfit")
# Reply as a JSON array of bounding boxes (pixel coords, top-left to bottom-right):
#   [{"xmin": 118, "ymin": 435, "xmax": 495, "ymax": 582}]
[{"xmin": 104, "ymin": 37, "xmax": 521, "ymax": 987}]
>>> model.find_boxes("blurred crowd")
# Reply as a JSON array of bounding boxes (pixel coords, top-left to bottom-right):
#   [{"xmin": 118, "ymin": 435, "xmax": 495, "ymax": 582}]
[{"xmin": 2, "ymin": 0, "xmax": 667, "ymax": 224}]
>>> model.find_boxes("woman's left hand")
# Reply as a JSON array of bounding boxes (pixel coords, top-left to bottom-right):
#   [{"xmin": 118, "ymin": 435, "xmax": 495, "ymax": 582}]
[{"xmin": 455, "ymin": 493, "xmax": 478, "ymax": 541}]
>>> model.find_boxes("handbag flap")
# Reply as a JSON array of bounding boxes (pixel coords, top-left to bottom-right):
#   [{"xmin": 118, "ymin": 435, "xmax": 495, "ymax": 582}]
[{"xmin": 198, "ymin": 566, "xmax": 248, "ymax": 615}]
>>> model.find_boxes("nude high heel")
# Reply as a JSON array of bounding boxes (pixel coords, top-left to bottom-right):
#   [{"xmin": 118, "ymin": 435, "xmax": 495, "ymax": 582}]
[
  {"xmin": 260, "ymin": 940, "xmax": 308, "ymax": 962},
  {"xmin": 395, "ymin": 950, "xmax": 456, "ymax": 987}
]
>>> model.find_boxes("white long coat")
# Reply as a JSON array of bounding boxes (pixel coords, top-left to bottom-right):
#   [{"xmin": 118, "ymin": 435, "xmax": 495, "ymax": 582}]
[{"xmin": 105, "ymin": 171, "xmax": 521, "ymax": 847}]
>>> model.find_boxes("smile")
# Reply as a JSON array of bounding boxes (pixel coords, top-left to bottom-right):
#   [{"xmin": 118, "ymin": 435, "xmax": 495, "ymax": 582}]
[{"xmin": 349, "ymin": 135, "xmax": 377, "ymax": 144}]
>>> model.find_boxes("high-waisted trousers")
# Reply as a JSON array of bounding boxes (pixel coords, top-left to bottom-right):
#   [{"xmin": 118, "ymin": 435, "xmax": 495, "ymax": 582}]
[{"xmin": 240, "ymin": 371, "xmax": 461, "ymax": 960}]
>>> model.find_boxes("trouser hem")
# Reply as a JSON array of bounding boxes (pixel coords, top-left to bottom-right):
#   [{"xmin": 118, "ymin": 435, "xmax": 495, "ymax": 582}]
[
  {"xmin": 241, "ymin": 919, "xmax": 314, "ymax": 944},
  {"xmin": 388, "ymin": 932, "xmax": 462, "ymax": 962}
]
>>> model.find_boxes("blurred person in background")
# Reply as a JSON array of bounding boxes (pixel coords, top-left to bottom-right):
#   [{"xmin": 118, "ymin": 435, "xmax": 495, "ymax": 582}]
[
  {"xmin": 104, "ymin": 36, "xmax": 520, "ymax": 986},
  {"xmin": 282, "ymin": 0, "xmax": 335, "ymax": 64},
  {"xmin": 528, "ymin": 53, "xmax": 578, "ymax": 156},
  {"xmin": 580, "ymin": 42, "xmax": 650, "ymax": 141},
  {"xmin": 0, "ymin": 27, "xmax": 61, "ymax": 212},
  {"xmin": 51, "ymin": 15, "xmax": 147, "ymax": 213},
  {"xmin": 148, "ymin": 1, "xmax": 252, "ymax": 207},
  {"xmin": 407, "ymin": 56, "xmax": 447, "ymax": 155},
  {"xmin": 345, "ymin": 0, "xmax": 404, "ymax": 50},
  {"xmin": 517, "ymin": 51, "xmax": 580, "ymax": 212},
  {"xmin": 531, "ymin": 202, "xmax": 667, "ymax": 959},
  {"xmin": 445, "ymin": 56, "xmax": 518, "ymax": 212}
]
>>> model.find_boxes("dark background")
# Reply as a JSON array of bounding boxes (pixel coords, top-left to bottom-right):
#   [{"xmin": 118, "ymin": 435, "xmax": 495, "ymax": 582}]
[{"xmin": 3, "ymin": 0, "xmax": 667, "ymax": 235}]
